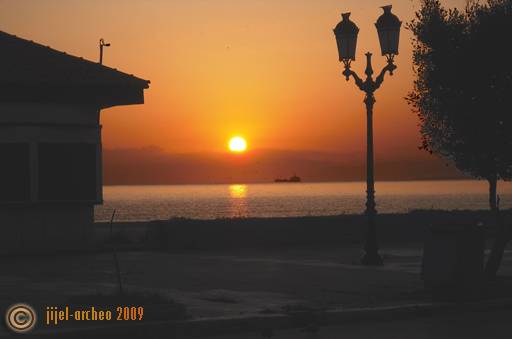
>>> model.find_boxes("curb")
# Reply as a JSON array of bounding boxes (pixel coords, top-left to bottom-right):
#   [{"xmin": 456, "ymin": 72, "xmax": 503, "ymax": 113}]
[{"xmin": 3, "ymin": 298, "xmax": 512, "ymax": 338}]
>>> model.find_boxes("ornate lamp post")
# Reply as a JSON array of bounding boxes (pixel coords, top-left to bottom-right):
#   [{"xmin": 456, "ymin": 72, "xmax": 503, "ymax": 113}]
[{"xmin": 333, "ymin": 5, "xmax": 401, "ymax": 265}]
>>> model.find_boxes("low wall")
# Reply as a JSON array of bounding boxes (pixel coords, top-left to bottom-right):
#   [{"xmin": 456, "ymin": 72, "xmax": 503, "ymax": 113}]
[{"xmin": 95, "ymin": 210, "xmax": 503, "ymax": 251}]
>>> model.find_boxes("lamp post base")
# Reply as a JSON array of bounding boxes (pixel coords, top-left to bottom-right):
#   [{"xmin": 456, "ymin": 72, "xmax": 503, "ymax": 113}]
[{"xmin": 361, "ymin": 252, "xmax": 383, "ymax": 266}]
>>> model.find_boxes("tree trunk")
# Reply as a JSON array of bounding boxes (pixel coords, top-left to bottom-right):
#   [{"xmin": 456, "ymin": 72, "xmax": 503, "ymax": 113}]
[
  {"xmin": 488, "ymin": 176, "xmax": 497, "ymax": 212},
  {"xmin": 484, "ymin": 176, "xmax": 508, "ymax": 280}
]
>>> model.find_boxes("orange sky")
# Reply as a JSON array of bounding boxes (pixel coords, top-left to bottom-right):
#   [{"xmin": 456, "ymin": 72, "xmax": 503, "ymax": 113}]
[{"xmin": 0, "ymin": 0, "xmax": 466, "ymax": 159}]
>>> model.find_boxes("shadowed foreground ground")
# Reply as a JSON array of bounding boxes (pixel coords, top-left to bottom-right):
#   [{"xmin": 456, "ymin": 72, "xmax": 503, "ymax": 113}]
[
  {"xmin": 213, "ymin": 309, "xmax": 512, "ymax": 339},
  {"xmin": 1, "ymin": 246, "xmax": 427, "ymax": 318},
  {"xmin": 1, "ymin": 211, "xmax": 511, "ymax": 337},
  {"xmin": 0, "ymin": 243, "xmax": 511, "ymax": 337}
]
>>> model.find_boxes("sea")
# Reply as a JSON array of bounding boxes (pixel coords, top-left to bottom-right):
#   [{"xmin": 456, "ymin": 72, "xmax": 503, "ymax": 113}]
[{"xmin": 94, "ymin": 180, "xmax": 512, "ymax": 222}]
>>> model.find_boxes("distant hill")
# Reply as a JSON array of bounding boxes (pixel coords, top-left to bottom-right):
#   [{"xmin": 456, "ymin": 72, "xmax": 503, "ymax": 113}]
[{"xmin": 102, "ymin": 147, "xmax": 465, "ymax": 185}]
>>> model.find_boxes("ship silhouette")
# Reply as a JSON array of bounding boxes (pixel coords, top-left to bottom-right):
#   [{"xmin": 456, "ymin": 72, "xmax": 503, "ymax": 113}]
[{"xmin": 274, "ymin": 174, "xmax": 301, "ymax": 183}]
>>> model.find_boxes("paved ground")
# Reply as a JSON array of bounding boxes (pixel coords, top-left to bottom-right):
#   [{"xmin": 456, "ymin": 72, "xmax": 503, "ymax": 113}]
[
  {"xmin": 212, "ymin": 309, "xmax": 512, "ymax": 339},
  {"xmin": 0, "ymin": 244, "xmax": 511, "ymax": 337},
  {"xmin": 0, "ymin": 245, "xmax": 427, "ymax": 317}
]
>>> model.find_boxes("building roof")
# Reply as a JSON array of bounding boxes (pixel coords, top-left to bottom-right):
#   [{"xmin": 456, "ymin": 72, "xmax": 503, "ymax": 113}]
[{"xmin": 0, "ymin": 31, "xmax": 149, "ymax": 108}]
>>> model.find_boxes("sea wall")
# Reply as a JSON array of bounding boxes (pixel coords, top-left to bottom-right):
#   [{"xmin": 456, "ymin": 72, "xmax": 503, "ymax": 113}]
[{"xmin": 94, "ymin": 210, "xmax": 506, "ymax": 251}]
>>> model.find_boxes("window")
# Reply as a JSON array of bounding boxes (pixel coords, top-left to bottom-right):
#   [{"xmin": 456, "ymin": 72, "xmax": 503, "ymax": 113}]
[
  {"xmin": 38, "ymin": 143, "xmax": 97, "ymax": 201},
  {"xmin": 0, "ymin": 143, "xmax": 31, "ymax": 202}
]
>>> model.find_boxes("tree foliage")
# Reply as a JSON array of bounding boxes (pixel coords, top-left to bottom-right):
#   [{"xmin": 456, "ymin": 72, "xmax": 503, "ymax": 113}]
[{"xmin": 407, "ymin": 0, "xmax": 512, "ymax": 188}]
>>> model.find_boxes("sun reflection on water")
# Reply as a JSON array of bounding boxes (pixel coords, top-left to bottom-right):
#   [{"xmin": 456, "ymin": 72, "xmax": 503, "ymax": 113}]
[
  {"xmin": 228, "ymin": 184, "xmax": 248, "ymax": 218},
  {"xmin": 229, "ymin": 184, "xmax": 247, "ymax": 199}
]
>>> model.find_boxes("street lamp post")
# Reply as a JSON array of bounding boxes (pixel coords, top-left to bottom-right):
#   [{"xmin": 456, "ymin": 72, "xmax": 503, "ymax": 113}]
[{"xmin": 333, "ymin": 5, "xmax": 401, "ymax": 265}]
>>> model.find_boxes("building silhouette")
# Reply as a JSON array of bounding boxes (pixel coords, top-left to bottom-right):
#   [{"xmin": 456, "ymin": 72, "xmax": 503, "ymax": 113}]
[{"xmin": 0, "ymin": 31, "xmax": 149, "ymax": 252}]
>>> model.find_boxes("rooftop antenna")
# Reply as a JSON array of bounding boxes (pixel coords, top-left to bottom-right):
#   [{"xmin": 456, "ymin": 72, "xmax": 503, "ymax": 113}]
[{"xmin": 99, "ymin": 38, "xmax": 111, "ymax": 64}]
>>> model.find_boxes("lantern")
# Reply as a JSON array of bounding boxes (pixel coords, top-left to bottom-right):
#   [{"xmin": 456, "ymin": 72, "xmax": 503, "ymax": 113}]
[
  {"xmin": 333, "ymin": 12, "xmax": 359, "ymax": 61},
  {"xmin": 375, "ymin": 5, "xmax": 401, "ymax": 56}
]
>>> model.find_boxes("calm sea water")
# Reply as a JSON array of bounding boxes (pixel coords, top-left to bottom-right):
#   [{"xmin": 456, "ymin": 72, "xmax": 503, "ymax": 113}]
[{"xmin": 94, "ymin": 180, "xmax": 512, "ymax": 222}]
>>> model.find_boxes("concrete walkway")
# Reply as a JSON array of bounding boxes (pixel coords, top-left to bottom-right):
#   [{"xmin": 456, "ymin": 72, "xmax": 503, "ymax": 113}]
[
  {"xmin": 0, "ymin": 246, "xmax": 424, "ymax": 315},
  {"xmin": 1, "ymin": 244, "xmax": 511, "ymax": 337},
  {"xmin": 212, "ymin": 309, "xmax": 512, "ymax": 339}
]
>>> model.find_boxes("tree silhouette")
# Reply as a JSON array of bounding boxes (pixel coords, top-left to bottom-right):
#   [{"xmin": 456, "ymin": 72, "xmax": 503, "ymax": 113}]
[{"xmin": 407, "ymin": 0, "xmax": 512, "ymax": 278}]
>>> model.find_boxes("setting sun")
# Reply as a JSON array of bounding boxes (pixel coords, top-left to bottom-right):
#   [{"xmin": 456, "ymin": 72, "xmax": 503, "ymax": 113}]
[{"xmin": 228, "ymin": 136, "xmax": 247, "ymax": 153}]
